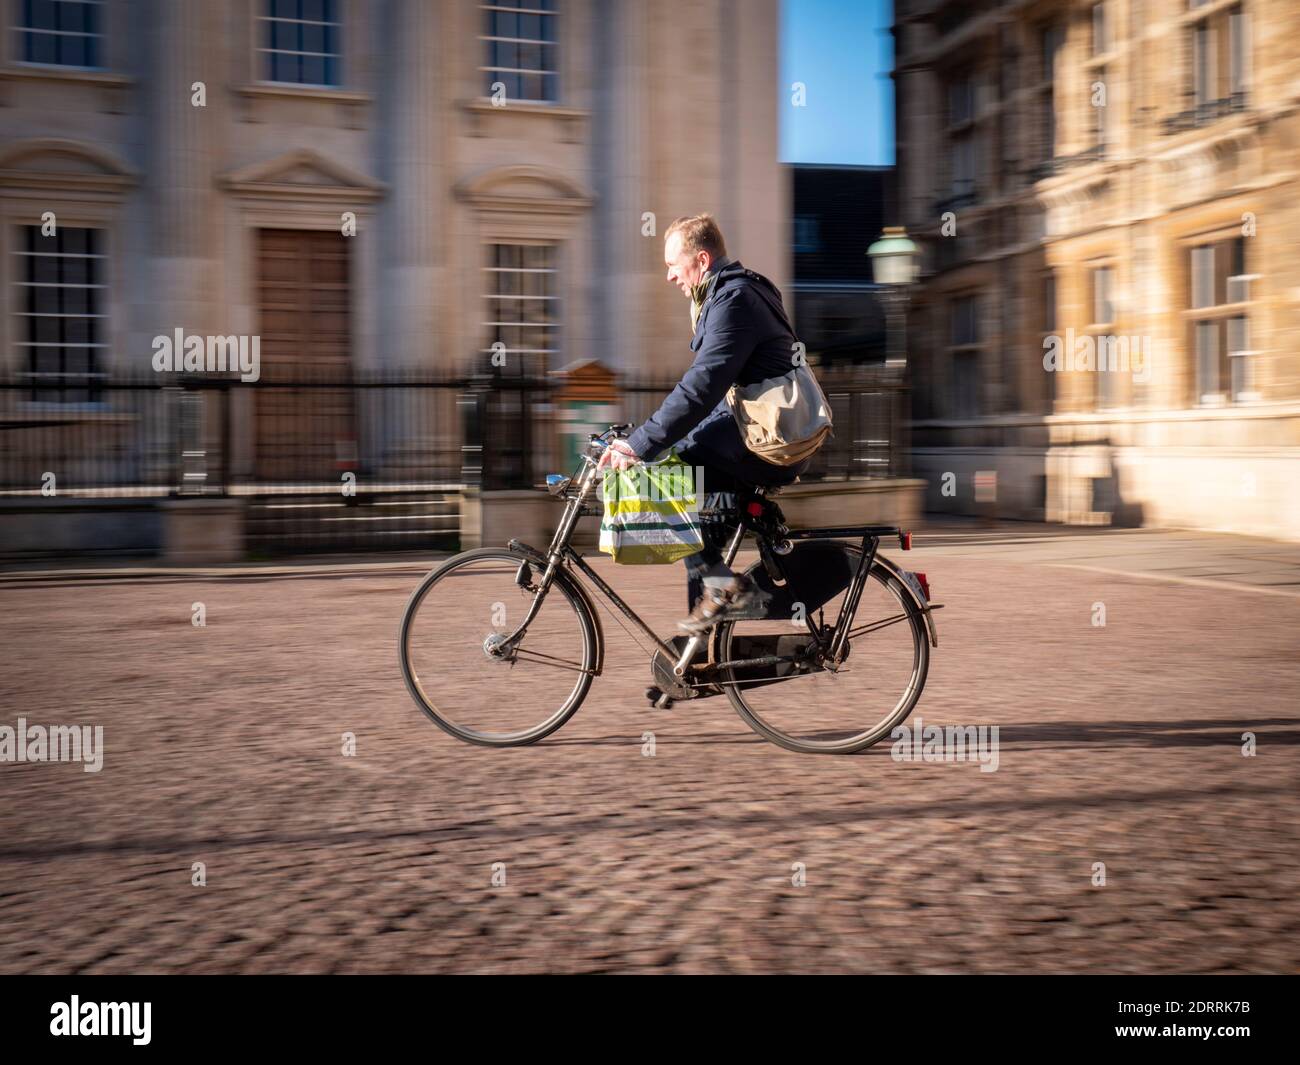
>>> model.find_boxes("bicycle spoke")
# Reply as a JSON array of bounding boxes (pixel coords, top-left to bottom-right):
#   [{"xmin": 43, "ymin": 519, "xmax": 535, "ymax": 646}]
[
  {"xmin": 846, "ymin": 610, "xmax": 911, "ymax": 640},
  {"xmin": 510, "ymin": 647, "xmax": 592, "ymax": 674}
]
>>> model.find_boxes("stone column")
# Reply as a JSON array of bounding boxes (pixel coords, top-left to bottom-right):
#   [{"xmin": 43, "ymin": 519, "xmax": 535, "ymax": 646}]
[
  {"xmin": 380, "ymin": 0, "xmax": 444, "ymax": 374},
  {"xmin": 146, "ymin": 0, "xmax": 224, "ymax": 339},
  {"xmin": 592, "ymin": 0, "xmax": 648, "ymax": 378},
  {"xmin": 145, "ymin": 0, "xmax": 227, "ymax": 499},
  {"xmin": 375, "ymin": 0, "xmax": 447, "ymax": 477}
]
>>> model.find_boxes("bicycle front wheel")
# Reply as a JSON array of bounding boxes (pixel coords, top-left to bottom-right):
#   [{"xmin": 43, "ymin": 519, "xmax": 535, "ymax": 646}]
[
  {"xmin": 399, "ymin": 548, "xmax": 598, "ymax": 747},
  {"xmin": 716, "ymin": 547, "xmax": 929, "ymax": 755}
]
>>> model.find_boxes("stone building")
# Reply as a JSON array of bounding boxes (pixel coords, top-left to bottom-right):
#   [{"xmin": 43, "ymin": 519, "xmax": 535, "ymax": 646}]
[
  {"xmin": 895, "ymin": 0, "xmax": 1300, "ymax": 540},
  {"xmin": 0, "ymin": 0, "xmax": 787, "ymax": 486}
]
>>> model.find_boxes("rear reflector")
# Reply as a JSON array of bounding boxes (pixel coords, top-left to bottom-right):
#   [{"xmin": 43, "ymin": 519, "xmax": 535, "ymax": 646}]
[
  {"xmin": 900, "ymin": 531, "xmax": 912, "ymax": 550},
  {"xmin": 915, "ymin": 572, "xmax": 930, "ymax": 600}
]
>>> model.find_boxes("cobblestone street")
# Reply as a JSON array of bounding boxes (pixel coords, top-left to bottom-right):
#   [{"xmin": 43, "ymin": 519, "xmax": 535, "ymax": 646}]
[{"xmin": 2, "ymin": 527, "xmax": 1298, "ymax": 974}]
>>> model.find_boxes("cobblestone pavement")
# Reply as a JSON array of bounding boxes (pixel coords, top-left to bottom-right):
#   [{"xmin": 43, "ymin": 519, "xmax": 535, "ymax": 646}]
[{"xmin": 2, "ymin": 533, "xmax": 1298, "ymax": 973}]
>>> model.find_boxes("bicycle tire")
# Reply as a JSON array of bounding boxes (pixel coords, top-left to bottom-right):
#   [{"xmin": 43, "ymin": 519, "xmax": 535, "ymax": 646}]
[
  {"xmin": 715, "ymin": 548, "xmax": 929, "ymax": 755},
  {"xmin": 399, "ymin": 547, "xmax": 598, "ymax": 747}
]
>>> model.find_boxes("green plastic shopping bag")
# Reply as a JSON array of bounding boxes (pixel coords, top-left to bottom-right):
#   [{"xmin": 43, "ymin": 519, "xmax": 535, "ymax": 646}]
[{"xmin": 598, "ymin": 450, "xmax": 704, "ymax": 564}]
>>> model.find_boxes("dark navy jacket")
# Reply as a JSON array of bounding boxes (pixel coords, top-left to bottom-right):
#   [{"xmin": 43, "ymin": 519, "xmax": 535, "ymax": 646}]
[{"xmin": 627, "ymin": 260, "xmax": 801, "ymax": 464}]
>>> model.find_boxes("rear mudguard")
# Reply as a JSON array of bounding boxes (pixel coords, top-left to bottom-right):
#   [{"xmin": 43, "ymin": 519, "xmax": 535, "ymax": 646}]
[
  {"xmin": 872, "ymin": 553, "xmax": 939, "ymax": 648},
  {"xmin": 507, "ymin": 539, "xmax": 606, "ymax": 676}
]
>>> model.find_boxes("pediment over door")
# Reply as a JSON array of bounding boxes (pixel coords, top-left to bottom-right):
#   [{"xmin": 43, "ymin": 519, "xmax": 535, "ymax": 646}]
[{"xmin": 220, "ymin": 148, "xmax": 385, "ymax": 202}]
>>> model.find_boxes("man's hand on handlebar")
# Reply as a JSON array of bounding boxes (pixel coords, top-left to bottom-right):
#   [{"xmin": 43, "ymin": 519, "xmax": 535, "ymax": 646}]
[{"xmin": 597, "ymin": 438, "xmax": 639, "ymax": 472}]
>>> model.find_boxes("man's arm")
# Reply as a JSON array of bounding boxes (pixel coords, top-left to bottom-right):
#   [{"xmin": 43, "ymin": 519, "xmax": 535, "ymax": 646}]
[{"xmin": 626, "ymin": 287, "xmax": 758, "ymax": 461}]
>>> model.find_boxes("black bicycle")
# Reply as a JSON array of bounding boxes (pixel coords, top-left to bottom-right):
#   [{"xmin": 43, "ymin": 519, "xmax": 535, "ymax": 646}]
[{"xmin": 400, "ymin": 425, "xmax": 940, "ymax": 755}]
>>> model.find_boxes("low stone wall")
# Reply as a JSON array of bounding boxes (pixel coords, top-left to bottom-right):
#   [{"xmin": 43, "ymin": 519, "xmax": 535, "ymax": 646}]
[
  {"xmin": 0, "ymin": 480, "xmax": 931, "ymax": 565},
  {"xmin": 460, "ymin": 478, "xmax": 929, "ymax": 556},
  {"xmin": 460, "ymin": 489, "xmax": 561, "ymax": 552},
  {"xmin": 913, "ymin": 403, "xmax": 1300, "ymax": 541},
  {"xmin": 775, "ymin": 478, "xmax": 927, "ymax": 530},
  {"xmin": 159, "ymin": 498, "xmax": 248, "ymax": 564},
  {"xmin": 0, "ymin": 498, "xmax": 163, "ymax": 559}
]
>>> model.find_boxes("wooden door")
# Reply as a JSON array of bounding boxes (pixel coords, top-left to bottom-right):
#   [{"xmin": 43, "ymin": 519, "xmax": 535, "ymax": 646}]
[{"xmin": 254, "ymin": 229, "xmax": 354, "ymax": 482}]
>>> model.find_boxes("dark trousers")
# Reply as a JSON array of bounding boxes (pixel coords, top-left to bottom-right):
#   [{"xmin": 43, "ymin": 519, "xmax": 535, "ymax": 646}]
[{"xmin": 670, "ymin": 408, "xmax": 809, "ymax": 611}]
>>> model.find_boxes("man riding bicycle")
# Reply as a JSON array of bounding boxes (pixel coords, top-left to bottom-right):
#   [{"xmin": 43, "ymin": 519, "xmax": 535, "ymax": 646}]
[{"xmin": 598, "ymin": 214, "xmax": 816, "ymax": 635}]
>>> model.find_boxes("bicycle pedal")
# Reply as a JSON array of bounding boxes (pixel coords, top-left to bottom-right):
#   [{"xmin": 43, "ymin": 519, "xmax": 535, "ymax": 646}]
[{"xmin": 645, "ymin": 686, "xmax": 674, "ymax": 709}]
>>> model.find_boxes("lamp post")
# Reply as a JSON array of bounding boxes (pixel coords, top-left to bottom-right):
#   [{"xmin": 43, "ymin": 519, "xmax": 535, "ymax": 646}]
[{"xmin": 867, "ymin": 226, "xmax": 919, "ymax": 477}]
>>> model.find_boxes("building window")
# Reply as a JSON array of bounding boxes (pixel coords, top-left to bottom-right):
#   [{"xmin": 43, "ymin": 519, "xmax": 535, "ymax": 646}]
[
  {"xmin": 1091, "ymin": 2, "xmax": 1107, "ymax": 56},
  {"xmin": 1091, "ymin": 266, "xmax": 1114, "ymax": 328},
  {"xmin": 949, "ymin": 294, "xmax": 980, "ymax": 419},
  {"xmin": 483, "ymin": 243, "xmax": 558, "ymax": 375},
  {"xmin": 15, "ymin": 225, "xmax": 106, "ymax": 403},
  {"xmin": 15, "ymin": 0, "xmax": 101, "ymax": 67},
  {"xmin": 1092, "ymin": 67, "xmax": 1108, "ymax": 150},
  {"xmin": 260, "ymin": 0, "xmax": 342, "ymax": 87},
  {"xmin": 793, "ymin": 215, "xmax": 820, "ymax": 254},
  {"xmin": 1041, "ymin": 273, "xmax": 1057, "ymax": 410},
  {"xmin": 1089, "ymin": 266, "xmax": 1120, "ymax": 409},
  {"xmin": 1190, "ymin": 3, "xmax": 1247, "ymax": 108},
  {"xmin": 1036, "ymin": 23, "xmax": 1063, "ymax": 163},
  {"xmin": 1187, "ymin": 235, "xmax": 1255, "ymax": 405},
  {"xmin": 944, "ymin": 74, "xmax": 977, "ymax": 205},
  {"xmin": 948, "ymin": 76, "xmax": 974, "ymax": 126},
  {"xmin": 1041, "ymin": 22, "xmax": 1063, "ymax": 81},
  {"xmin": 482, "ymin": 0, "xmax": 557, "ymax": 103}
]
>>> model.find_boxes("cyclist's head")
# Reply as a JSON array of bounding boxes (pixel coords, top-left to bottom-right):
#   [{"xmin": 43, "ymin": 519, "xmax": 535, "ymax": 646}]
[{"xmin": 664, "ymin": 215, "xmax": 727, "ymax": 296}]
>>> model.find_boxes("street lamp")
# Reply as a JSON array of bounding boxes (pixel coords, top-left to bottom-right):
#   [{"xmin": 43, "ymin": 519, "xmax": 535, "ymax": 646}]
[
  {"xmin": 868, "ymin": 225, "xmax": 920, "ymax": 288},
  {"xmin": 868, "ymin": 226, "xmax": 919, "ymax": 372},
  {"xmin": 867, "ymin": 226, "xmax": 919, "ymax": 477}
]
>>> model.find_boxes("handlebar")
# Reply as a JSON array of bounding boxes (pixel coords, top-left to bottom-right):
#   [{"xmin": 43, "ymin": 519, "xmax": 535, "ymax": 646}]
[{"xmin": 586, "ymin": 423, "xmax": 635, "ymax": 450}]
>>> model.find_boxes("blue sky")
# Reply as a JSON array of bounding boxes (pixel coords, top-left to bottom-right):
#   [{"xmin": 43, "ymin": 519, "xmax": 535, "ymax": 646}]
[{"xmin": 780, "ymin": 0, "xmax": 894, "ymax": 165}]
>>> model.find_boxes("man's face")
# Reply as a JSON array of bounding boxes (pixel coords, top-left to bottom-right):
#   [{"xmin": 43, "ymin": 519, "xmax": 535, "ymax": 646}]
[{"xmin": 664, "ymin": 233, "xmax": 711, "ymax": 297}]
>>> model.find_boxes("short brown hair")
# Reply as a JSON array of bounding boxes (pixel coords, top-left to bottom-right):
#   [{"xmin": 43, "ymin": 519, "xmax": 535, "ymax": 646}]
[{"xmin": 665, "ymin": 214, "xmax": 727, "ymax": 259}]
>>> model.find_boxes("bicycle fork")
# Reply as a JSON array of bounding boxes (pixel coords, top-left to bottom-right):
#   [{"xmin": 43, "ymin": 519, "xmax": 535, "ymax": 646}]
[{"xmin": 496, "ymin": 463, "xmax": 599, "ymax": 656}]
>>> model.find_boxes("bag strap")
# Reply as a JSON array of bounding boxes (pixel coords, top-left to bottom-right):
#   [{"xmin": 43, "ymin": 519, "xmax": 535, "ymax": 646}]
[{"xmin": 725, "ymin": 269, "xmax": 799, "ymax": 342}]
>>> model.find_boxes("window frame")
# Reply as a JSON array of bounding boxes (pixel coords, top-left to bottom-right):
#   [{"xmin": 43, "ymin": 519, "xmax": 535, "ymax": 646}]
[
  {"xmin": 479, "ymin": 0, "xmax": 560, "ymax": 104},
  {"xmin": 255, "ymin": 0, "xmax": 345, "ymax": 89},
  {"xmin": 11, "ymin": 0, "xmax": 105, "ymax": 70},
  {"xmin": 947, "ymin": 293, "xmax": 981, "ymax": 420},
  {"xmin": 1183, "ymin": 232, "xmax": 1258, "ymax": 406},
  {"xmin": 11, "ymin": 222, "xmax": 110, "ymax": 407},
  {"xmin": 1087, "ymin": 263, "xmax": 1123, "ymax": 411},
  {"xmin": 481, "ymin": 241, "xmax": 561, "ymax": 377}
]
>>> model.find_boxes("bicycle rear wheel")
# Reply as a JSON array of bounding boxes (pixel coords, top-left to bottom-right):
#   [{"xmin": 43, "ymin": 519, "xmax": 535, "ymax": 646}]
[
  {"xmin": 716, "ymin": 545, "xmax": 929, "ymax": 754},
  {"xmin": 399, "ymin": 548, "xmax": 597, "ymax": 746}
]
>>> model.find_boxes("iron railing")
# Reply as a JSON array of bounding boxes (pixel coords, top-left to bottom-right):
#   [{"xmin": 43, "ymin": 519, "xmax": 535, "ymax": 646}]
[{"xmin": 1, "ymin": 363, "xmax": 908, "ymax": 555}]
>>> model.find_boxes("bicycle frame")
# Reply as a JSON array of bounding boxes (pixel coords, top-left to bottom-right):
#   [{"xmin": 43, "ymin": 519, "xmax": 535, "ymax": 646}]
[{"xmin": 497, "ymin": 442, "xmax": 938, "ymax": 685}]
